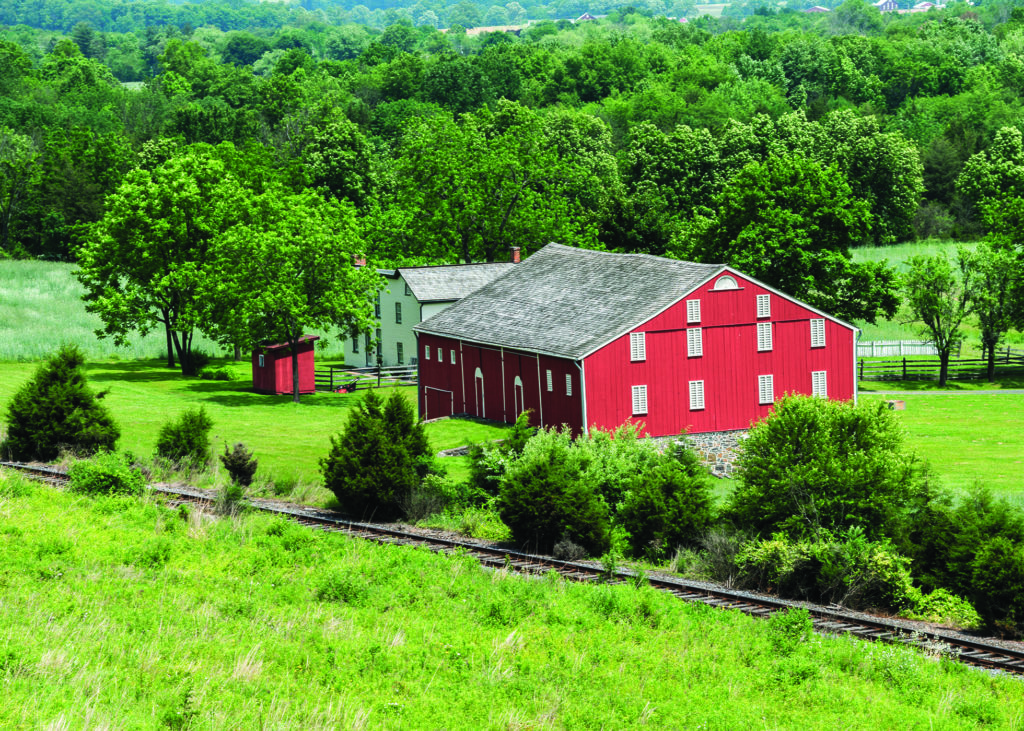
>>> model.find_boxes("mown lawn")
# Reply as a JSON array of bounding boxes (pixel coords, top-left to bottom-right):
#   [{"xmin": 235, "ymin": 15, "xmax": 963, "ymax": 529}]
[
  {"xmin": 0, "ymin": 359, "xmax": 508, "ymax": 493},
  {"xmin": 860, "ymin": 392, "xmax": 1024, "ymax": 500},
  {"xmin": 1, "ymin": 475, "xmax": 1021, "ymax": 730}
]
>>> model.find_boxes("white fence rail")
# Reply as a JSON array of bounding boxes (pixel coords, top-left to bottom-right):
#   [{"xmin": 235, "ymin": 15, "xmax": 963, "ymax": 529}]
[{"xmin": 857, "ymin": 340, "xmax": 940, "ymax": 357}]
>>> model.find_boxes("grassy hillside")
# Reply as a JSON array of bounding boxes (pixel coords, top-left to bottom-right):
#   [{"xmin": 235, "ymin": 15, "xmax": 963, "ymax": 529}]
[
  {"xmin": 2, "ymin": 474, "xmax": 1020, "ymax": 729},
  {"xmin": 0, "ymin": 261, "xmax": 349, "ymax": 362}
]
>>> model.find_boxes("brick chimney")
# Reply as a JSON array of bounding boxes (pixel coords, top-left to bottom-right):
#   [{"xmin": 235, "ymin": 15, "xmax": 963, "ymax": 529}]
[
  {"xmin": 510, "ymin": 246, "xmax": 521, "ymax": 264},
  {"xmin": 353, "ymin": 255, "xmax": 367, "ymax": 268}
]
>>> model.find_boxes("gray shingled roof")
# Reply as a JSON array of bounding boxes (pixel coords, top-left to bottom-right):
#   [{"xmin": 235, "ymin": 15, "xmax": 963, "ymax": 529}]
[
  {"xmin": 414, "ymin": 244, "xmax": 724, "ymax": 360},
  {"xmin": 397, "ymin": 263, "xmax": 517, "ymax": 303}
]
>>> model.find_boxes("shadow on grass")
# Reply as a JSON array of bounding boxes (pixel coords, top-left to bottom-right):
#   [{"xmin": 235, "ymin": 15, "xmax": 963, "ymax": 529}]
[
  {"xmin": 85, "ymin": 361, "xmax": 185, "ymax": 383},
  {"xmin": 181, "ymin": 379, "xmax": 377, "ymax": 409},
  {"xmin": 859, "ymin": 378, "xmax": 1024, "ymax": 392}
]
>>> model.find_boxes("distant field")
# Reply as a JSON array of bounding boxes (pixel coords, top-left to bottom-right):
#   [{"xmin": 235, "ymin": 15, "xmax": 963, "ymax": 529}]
[
  {"xmin": 0, "ymin": 261, "xmax": 349, "ymax": 362},
  {"xmin": 850, "ymin": 239, "xmax": 1024, "ymax": 352},
  {"xmin": 0, "ymin": 360, "xmax": 508, "ymax": 494}
]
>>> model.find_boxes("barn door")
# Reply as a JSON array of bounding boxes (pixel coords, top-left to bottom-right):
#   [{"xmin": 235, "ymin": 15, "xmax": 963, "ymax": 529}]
[
  {"xmin": 474, "ymin": 367, "xmax": 485, "ymax": 418},
  {"xmin": 513, "ymin": 376, "xmax": 524, "ymax": 418}
]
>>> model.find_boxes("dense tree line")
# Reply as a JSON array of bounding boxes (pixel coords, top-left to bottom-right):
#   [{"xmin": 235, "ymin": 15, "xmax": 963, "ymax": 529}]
[{"xmin": 3, "ymin": 2, "xmax": 1024, "ymax": 343}]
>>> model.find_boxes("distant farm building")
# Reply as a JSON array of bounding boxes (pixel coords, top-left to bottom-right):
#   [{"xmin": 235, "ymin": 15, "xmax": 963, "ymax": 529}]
[
  {"xmin": 414, "ymin": 244, "xmax": 858, "ymax": 437},
  {"xmin": 344, "ymin": 257, "xmax": 518, "ymax": 368},
  {"xmin": 253, "ymin": 335, "xmax": 319, "ymax": 395},
  {"xmin": 873, "ymin": 0, "xmax": 898, "ymax": 10}
]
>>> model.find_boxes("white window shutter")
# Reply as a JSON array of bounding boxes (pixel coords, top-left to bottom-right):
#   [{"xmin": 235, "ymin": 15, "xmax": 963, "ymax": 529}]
[
  {"xmin": 546, "ymin": 370, "xmax": 553, "ymax": 392},
  {"xmin": 811, "ymin": 319, "xmax": 826, "ymax": 348},
  {"xmin": 757, "ymin": 294, "xmax": 771, "ymax": 318},
  {"xmin": 757, "ymin": 322, "xmax": 773, "ymax": 352},
  {"xmin": 565, "ymin": 374, "xmax": 572, "ymax": 396},
  {"xmin": 812, "ymin": 370, "xmax": 827, "ymax": 398},
  {"xmin": 632, "ymin": 385, "xmax": 648, "ymax": 415},
  {"xmin": 686, "ymin": 299, "xmax": 701, "ymax": 324},
  {"xmin": 425, "ymin": 345, "xmax": 430, "ymax": 360},
  {"xmin": 687, "ymin": 328, "xmax": 703, "ymax": 357},
  {"xmin": 437, "ymin": 348, "xmax": 443, "ymax": 362},
  {"xmin": 450, "ymin": 350, "xmax": 456, "ymax": 364},
  {"xmin": 758, "ymin": 374, "xmax": 774, "ymax": 404},
  {"xmin": 689, "ymin": 380, "xmax": 704, "ymax": 410},
  {"xmin": 630, "ymin": 332, "xmax": 646, "ymax": 361}
]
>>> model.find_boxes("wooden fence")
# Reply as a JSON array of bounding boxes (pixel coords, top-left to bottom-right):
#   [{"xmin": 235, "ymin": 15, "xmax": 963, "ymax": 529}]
[
  {"xmin": 858, "ymin": 352, "xmax": 1024, "ymax": 382},
  {"xmin": 857, "ymin": 339, "xmax": 949, "ymax": 357},
  {"xmin": 315, "ymin": 364, "xmax": 417, "ymax": 392}
]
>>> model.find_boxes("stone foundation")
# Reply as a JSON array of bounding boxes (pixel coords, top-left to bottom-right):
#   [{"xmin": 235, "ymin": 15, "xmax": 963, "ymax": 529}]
[{"xmin": 679, "ymin": 429, "xmax": 748, "ymax": 478}]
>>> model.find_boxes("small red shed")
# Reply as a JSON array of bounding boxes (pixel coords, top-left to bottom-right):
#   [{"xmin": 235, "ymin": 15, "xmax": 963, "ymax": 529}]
[{"xmin": 252, "ymin": 335, "xmax": 320, "ymax": 395}]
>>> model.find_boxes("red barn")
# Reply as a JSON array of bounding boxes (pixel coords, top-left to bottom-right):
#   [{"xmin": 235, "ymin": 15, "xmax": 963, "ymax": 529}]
[
  {"xmin": 414, "ymin": 244, "xmax": 858, "ymax": 436},
  {"xmin": 252, "ymin": 335, "xmax": 320, "ymax": 395}
]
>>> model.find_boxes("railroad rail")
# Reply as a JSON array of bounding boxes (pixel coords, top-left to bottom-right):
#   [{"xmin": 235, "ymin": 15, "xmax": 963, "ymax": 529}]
[{"xmin": 4, "ymin": 460, "xmax": 1024, "ymax": 676}]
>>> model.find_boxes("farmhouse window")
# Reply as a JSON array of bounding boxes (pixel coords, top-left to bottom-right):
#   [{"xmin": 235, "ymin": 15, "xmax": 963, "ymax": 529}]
[
  {"xmin": 757, "ymin": 322, "xmax": 773, "ymax": 352},
  {"xmin": 630, "ymin": 332, "xmax": 646, "ymax": 361},
  {"xmin": 364, "ymin": 333, "xmax": 371, "ymax": 354},
  {"xmin": 687, "ymin": 328, "xmax": 703, "ymax": 358},
  {"xmin": 757, "ymin": 294, "xmax": 771, "ymax": 319},
  {"xmin": 713, "ymin": 275, "xmax": 738, "ymax": 290},
  {"xmin": 352, "ymin": 335, "xmax": 359, "ymax": 354},
  {"xmin": 397, "ymin": 342, "xmax": 404, "ymax": 365},
  {"xmin": 565, "ymin": 374, "xmax": 572, "ymax": 396},
  {"xmin": 395, "ymin": 302, "xmax": 402, "ymax": 324},
  {"xmin": 758, "ymin": 374, "xmax": 774, "ymax": 405},
  {"xmin": 405, "ymin": 283, "xmax": 411, "ymax": 296},
  {"xmin": 258, "ymin": 354, "xmax": 264, "ymax": 368},
  {"xmin": 811, "ymin": 319, "xmax": 826, "ymax": 348},
  {"xmin": 631, "ymin": 385, "xmax": 648, "ymax": 416},
  {"xmin": 689, "ymin": 380, "xmax": 705, "ymax": 411},
  {"xmin": 375, "ymin": 299, "xmax": 381, "ymax": 318},
  {"xmin": 686, "ymin": 299, "xmax": 701, "ymax": 324},
  {"xmin": 450, "ymin": 349, "xmax": 456, "ymax": 365},
  {"xmin": 425, "ymin": 345, "xmax": 430, "ymax": 360},
  {"xmin": 812, "ymin": 370, "xmax": 828, "ymax": 398},
  {"xmin": 546, "ymin": 370, "xmax": 553, "ymax": 392}
]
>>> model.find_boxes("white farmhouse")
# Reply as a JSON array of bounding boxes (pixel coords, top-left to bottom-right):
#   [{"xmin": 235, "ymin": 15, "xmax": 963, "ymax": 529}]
[{"xmin": 344, "ymin": 260, "xmax": 518, "ymax": 367}]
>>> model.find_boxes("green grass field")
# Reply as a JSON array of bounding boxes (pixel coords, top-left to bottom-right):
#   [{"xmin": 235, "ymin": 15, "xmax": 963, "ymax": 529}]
[
  {"xmin": 0, "ymin": 359, "xmax": 508, "ymax": 496},
  {"xmin": 2, "ymin": 475, "xmax": 1020, "ymax": 729}
]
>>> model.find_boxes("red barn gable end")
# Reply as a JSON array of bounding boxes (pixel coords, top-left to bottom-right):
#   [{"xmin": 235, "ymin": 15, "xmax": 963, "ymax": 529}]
[
  {"xmin": 252, "ymin": 335, "xmax": 319, "ymax": 395},
  {"xmin": 414, "ymin": 245, "xmax": 858, "ymax": 437}
]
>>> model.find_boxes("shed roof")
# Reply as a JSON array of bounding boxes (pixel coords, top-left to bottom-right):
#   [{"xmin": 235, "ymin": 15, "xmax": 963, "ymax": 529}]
[
  {"xmin": 260, "ymin": 335, "xmax": 320, "ymax": 352},
  {"xmin": 414, "ymin": 244, "xmax": 724, "ymax": 360},
  {"xmin": 388, "ymin": 263, "xmax": 517, "ymax": 303}
]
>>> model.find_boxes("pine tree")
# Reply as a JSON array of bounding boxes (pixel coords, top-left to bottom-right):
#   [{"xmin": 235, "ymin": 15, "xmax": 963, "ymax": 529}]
[{"xmin": 1, "ymin": 345, "xmax": 119, "ymax": 461}]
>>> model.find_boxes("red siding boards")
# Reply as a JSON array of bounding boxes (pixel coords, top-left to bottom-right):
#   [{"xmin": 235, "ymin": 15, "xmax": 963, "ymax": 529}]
[
  {"xmin": 252, "ymin": 336, "xmax": 319, "ymax": 395},
  {"xmin": 582, "ymin": 271, "xmax": 856, "ymax": 437},
  {"xmin": 418, "ymin": 334, "xmax": 582, "ymax": 432}
]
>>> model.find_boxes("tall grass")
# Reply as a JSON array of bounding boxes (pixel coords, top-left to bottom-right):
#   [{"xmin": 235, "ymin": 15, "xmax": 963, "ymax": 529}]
[{"xmin": 0, "ymin": 261, "xmax": 351, "ymax": 362}]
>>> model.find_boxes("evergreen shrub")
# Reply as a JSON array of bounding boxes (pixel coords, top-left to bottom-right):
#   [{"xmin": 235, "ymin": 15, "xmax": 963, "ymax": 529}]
[
  {"xmin": 155, "ymin": 407, "xmax": 214, "ymax": 466},
  {"xmin": 1, "ymin": 344, "xmax": 119, "ymax": 461},
  {"xmin": 220, "ymin": 443, "xmax": 258, "ymax": 487},
  {"xmin": 320, "ymin": 390, "xmax": 433, "ymax": 521},
  {"xmin": 68, "ymin": 452, "xmax": 145, "ymax": 496}
]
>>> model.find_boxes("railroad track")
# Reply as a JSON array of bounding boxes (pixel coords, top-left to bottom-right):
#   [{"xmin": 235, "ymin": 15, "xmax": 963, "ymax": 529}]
[{"xmin": 4, "ymin": 460, "xmax": 1024, "ymax": 675}]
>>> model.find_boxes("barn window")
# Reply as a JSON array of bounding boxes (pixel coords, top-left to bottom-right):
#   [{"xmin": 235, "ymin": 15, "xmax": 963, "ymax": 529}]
[
  {"xmin": 631, "ymin": 385, "xmax": 648, "ymax": 416},
  {"xmin": 686, "ymin": 299, "xmax": 701, "ymax": 324},
  {"xmin": 258, "ymin": 354, "xmax": 264, "ymax": 368},
  {"xmin": 758, "ymin": 374, "xmax": 774, "ymax": 405},
  {"xmin": 757, "ymin": 322, "xmax": 773, "ymax": 352},
  {"xmin": 712, "ymin": 275, "xmax": 738, "ymax": 290},
  {"xmin": 630, "ymin": 332, "xmax": 646, "ymax": 361},
  {"xmin": 437, "ymin": 347, "xmax": 442, "ymax": 362},
  {"xmin": 812, "ymin": 370, "xmax": 828, "ymax": 398},
  {"xmin": 450, "ymin": 349, "xmax": 456, "ymax": 365},
  {"xmin": 565, "ymin": 374, "xmax": 572, "ymax": 396},
  {"xmin": 397, "ymin": 342, "xmax": 404, "ymax": 364},
  {"xmin": 687, "ymin": 328, "xmax": 703, "ymax": 358},
  {"xmin": 689, "ymin": 380, "xmax": 704, "ymax": 411},
  {"xmin": 395, "ymin": 302, "xmax": 402, "ymax": 324},
  {"xmin": 546, "ymin": 369, "xmax": 553, "ymax": 392},
  {"xmin": 810, "ymin": 319, "xmax": 826, "ymax": 348},
  {"xmin": 757, "ymin": 294, "xmax": 771, "ymax": 319},
  {"xmin": 352, "ymin": 335, "xmax": 359, "ymax": 354},
  {"xmin": 425, "ymin": 345, "xmax": 430, "ymax": 360}
]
